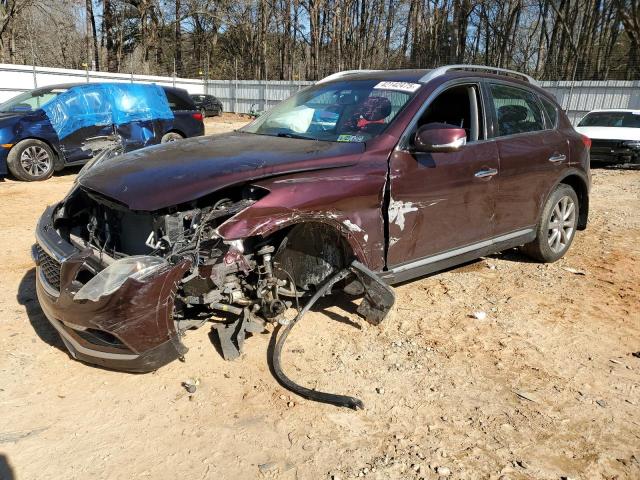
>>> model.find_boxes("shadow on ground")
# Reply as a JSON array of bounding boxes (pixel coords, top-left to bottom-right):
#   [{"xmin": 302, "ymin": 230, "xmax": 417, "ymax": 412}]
[
  {"xmin": 0, "ymin": 454, "xmax": 15, "ymax": 480},
  {"xmin": 17, "ymin": 268, "xmax": 66, "ymax": 352}
]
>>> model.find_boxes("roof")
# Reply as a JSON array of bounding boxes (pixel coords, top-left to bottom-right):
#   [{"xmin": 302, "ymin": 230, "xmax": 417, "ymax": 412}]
[
  {"xmin": 318, "ymin": 69, "xmax": 431, "ymax": 84},
  {"xmin": 318, "ymin": 65, "xmax": 537, "ymax": 85}
]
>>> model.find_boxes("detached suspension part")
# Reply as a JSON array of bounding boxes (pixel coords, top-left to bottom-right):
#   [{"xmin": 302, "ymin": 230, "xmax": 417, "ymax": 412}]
[{"xmin": 271, "ymin": 260, "xmax": 395, "ymax": 410}]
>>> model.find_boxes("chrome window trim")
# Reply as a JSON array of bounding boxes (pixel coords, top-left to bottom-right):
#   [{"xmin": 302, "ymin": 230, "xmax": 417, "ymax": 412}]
[
  {"xmin": 486, "ymin": 81, "xmax": 552, "ymax": 138},
  {"xmin": 396, "ymin": 78, "xmax": 489, "ymax": 151}
]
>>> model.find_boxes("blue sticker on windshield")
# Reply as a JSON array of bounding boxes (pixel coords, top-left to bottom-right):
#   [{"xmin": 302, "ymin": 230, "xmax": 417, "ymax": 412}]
[{"xmin": 337, "ymin": 134, "xmax": 365, "ymax": 142}]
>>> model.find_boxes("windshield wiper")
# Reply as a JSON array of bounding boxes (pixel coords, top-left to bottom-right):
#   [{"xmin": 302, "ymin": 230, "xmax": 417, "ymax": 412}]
[{"xmin": 276, "ymin": 132, "xmax": 316, "ymax": 140}]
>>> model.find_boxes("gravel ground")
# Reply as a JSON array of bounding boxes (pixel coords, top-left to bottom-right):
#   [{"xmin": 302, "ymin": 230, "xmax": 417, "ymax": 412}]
[{"xmin": 0, "ymin": 119, "xmax": 638, "ymax": 480}]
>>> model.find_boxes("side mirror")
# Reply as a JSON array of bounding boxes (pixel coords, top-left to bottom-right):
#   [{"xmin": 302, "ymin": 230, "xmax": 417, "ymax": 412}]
[{"xmin": 413, "ymin": 123, "xmax": 467, "ymax": 153}]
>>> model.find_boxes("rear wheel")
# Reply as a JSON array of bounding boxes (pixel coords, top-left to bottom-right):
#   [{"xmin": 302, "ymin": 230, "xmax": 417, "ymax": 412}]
[
  {"xmin": 161, "ymin": 132, "xmax": 184, "ymax": 143},
  {"xmin": 200, "ymin": 108, "xmax": 207, "ymax": 118},
  {"xmin": 7, "ymin": 139, "xmax": 55, "ymax": 181},
  {"xmin": 521, "ymin": 184, "xmax": 579, "ymax": 263}
]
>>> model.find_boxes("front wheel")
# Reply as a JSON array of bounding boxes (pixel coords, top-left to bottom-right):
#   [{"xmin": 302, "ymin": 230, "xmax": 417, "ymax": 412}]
[
  {"xmin": 161, "ymin": 132, "xmax": 184, "ymax": 143},
  {"xmin": 521, "ymin": 184, "xmax": 579, "ymax": 263},
  {"xmin": 6, "ymin": 139, "xmax": 55, "ymax": 181}
]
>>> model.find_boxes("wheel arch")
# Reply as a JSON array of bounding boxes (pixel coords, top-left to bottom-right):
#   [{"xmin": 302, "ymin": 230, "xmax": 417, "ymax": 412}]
[
  {"xmin": 557, "ymin": 172, "xmax": 589, "ymax": 230},
  {"xmin": 12, "ymin": 136, "xmax": 64, "ymax": 170},
  {"xmin": 538, "ymin": 169, "xmax": 589, "ymax": 231},
  {"xmin": 219, "ymin": 215, "xmax": 368, "ymax": 271},
  {"xmin": 268, "ymin": 221, "xmax": 359, "ymax": 290},
  {"xmin": 164, "ymin": 128, "xmax": 186, "ymax": 138}
]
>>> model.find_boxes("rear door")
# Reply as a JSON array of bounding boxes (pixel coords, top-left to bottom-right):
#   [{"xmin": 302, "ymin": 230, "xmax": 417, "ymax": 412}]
[
  {"xmin": 53, "ymin": 86, "xmax": 116, "ymax": 163},
  {"xmin": 164, "ymin": 88, "xmax": 204, "ymax": 138},
  {"xmin": 387, "ymin": 81, "xmax": 500, "ymax": 269},
  {"xmin": 486, "ymin": 82, "xmax": 570, "ymax": 236}
]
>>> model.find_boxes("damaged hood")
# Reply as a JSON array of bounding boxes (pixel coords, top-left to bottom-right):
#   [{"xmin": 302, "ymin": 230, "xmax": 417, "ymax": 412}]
[{"xmin": 78, "ymin": 131, "xmax": 364, "ymax": 211}]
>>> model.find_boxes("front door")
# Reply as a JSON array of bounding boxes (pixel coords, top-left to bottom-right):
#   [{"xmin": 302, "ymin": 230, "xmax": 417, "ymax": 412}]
[{"xmin": 387, "ymin": 82, "xmax": 499, "ymax": 269}]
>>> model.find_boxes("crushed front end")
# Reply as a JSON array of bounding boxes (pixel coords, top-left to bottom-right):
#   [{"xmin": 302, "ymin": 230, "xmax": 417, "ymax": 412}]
[{"xmin": 33, "ymin": 184, "xmax": 308, "ymax": 371}]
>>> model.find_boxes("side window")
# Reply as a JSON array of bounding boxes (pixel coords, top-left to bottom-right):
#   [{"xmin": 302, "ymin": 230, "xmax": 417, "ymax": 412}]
[
  {"xmin": 489, "ymin": 84, "xmax": 544, "ymax": 136},
  {"xmin": 24, "ymin": 92, "xmax": 59, "ymax": 110},
  {"xmin": 416, "ymin": 84, "xmax": 484, "ymax": 141},
  {"xmin": 539, "ymin": 95, "xmax": 558, "ymax": 128},
  {"xmin": 165, "ymin": 90, "xmax": 192, "ymax": 111}
]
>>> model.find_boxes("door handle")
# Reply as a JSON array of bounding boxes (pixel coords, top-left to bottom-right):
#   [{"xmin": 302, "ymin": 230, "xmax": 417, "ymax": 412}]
[
  {"xmin": 548, "ymin": 153, "xmax": 566, "ymax": 162},
  {"xmin": 475, "ymin": 168, "xmax": 498, "ymax": 178}
]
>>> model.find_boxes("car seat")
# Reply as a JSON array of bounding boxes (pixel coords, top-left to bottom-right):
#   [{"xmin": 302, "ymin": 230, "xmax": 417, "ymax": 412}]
[
  {"xmin": 337, "ymin": 96, "xmax": 392, "ymax": 134},
  {"xmin": 497, "ymin": 104, "xmax": 538, "ymax": 135}
]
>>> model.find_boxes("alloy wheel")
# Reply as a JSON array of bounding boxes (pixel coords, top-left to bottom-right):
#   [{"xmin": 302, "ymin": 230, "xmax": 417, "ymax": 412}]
[
  {"xmin": 20, "ymin": 146, "xmax": 52, "ymax": 178},
  {"xmin": 547, "ymin": 195, "xmax": 576, "ymax": 253}
]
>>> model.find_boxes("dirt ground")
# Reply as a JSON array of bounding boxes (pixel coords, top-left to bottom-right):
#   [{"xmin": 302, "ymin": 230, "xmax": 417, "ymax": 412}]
[{"xmin": 0, "ymin": 117, "xmax": 638, "ymax": 480}]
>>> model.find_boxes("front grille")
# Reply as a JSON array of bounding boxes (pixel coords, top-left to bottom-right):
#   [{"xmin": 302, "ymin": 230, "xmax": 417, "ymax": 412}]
[
  {"xmin": 36, "ymin": 245, "xmax": 61, "ymax": 291},
  {"xmin": 591, "ymin": 139, "xmax": 623, "ymax": 150}
]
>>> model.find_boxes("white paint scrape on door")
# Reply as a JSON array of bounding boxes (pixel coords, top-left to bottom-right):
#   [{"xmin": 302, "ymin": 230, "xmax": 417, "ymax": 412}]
[{"xmin": 388, "ymin": 198, "xmax": 417, "ymax": 231}]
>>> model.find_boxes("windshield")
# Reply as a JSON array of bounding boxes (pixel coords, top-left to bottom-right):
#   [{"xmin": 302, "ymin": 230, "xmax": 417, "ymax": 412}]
[
  {"xmin": 0, "ymin": 88, "xmax": 67, "ymax": 113},
  {"xmin": 578, "ymin": 111, "xmax": 640, "ymax": 128},
  {"xmin": 241, "ymin": 79, "xmax": 420, "ymax": 142}
]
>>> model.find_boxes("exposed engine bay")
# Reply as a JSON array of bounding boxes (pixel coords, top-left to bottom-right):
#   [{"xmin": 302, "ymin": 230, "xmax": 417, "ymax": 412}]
[
  {"xmin": 49, "ymin": 185, "xmax": 394, "ymax": 407},
  {"xmin": 56, "ymin": 185, "xmax": 288, "ymax": 333}
]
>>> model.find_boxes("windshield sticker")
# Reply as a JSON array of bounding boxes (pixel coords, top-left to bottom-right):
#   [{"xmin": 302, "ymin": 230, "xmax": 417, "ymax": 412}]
[
  {"xmin": 337, "ymin": 134, "xmax": 365, "ymax": 142},
  {"xmin": 373, "ymin": 81, "xmax": 421, "ymax": 93}
]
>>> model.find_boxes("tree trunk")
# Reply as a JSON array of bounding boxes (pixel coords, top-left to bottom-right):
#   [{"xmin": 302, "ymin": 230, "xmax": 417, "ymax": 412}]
[
  {"xmin": 175, "ymin": 0, "xmax": 182, "ymax": 76},
  {"xmin": 86, "ymin": 0, "xmax": 99, "ymax": 70},
  {"xmin": 103, "ymin": 0, "xmax": 117, "ymax": 72}
]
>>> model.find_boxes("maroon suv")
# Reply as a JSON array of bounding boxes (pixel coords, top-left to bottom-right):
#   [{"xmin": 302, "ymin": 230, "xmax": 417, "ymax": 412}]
[{"xmin": 33, "ymin": 65, "xmax": 591, "ymax": 372}]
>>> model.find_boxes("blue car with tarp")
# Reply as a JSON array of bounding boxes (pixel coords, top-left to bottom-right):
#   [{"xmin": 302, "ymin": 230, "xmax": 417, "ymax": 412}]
[{"xmin": 0, "ymin": 82, "xmax": 204, "ymax": 181}]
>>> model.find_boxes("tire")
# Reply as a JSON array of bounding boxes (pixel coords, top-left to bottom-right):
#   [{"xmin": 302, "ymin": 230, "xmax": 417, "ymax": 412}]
[
  {"xmin": 7, "ymin": 139, "xmax": 55, "ymax": 181},
  {"xmin": 521, "ymin": 184, "xmax": 579, "ymax": 263},
  {"xmin": 161, "ymin": 132, "xmax": 184, "ymax": 143},
  {"xmin": 200, "ymin": 108, "xmax": 207, "ymax": 119}
]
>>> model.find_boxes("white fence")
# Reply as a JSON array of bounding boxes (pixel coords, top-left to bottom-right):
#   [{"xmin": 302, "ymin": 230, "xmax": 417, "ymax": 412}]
[
  {"xmin": 0, "ymin": 64, "xmax": 638, "ymax": 125},
  {"xmin": 205, "ymin": 79, "xmax": 313, "ymax": 114},
  {"xmin": 542, "ymin": 80, "xmax": 640, "ymax": 124},
  {"xmin": 0, "ymin": 63, "xmax": 205, "ymax": 103},
  {"xmin": 206, "ymin": 79, "xmax": 640, "ymax": 124}
]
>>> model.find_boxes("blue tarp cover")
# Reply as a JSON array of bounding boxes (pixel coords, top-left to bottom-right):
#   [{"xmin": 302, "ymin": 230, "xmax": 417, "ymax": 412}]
[{"xmin": 42, "ymin": 83, "xmax": 174, "ymax": 140}]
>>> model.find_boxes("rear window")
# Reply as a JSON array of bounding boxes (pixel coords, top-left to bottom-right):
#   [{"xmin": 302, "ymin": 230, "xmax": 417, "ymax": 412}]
[
  {"xmin": 489, "ymin": 84, "xmax": 545, "ymax": 136},
  {"xmin": 578, "ymin": 111, "xmax": 640, "ymax": 128},
  {"xmin": 165, "ymin": 90, "xmax": 194, "ymax": 111}
]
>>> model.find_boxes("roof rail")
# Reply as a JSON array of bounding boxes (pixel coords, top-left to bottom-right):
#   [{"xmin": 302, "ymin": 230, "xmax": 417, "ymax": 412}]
[
  {"xmin": 317, "ymin": 69, "xmax": 382, "ymax": 84},
  {"xmin": 419, "ymin": 65, "xmax": 537, "ymax": 85}
]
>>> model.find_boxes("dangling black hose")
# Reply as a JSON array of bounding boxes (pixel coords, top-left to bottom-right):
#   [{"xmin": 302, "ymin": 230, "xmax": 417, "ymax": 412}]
[{"xmin": 271, "ymin": 268, "xmax": 365, "ymax": 410}]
